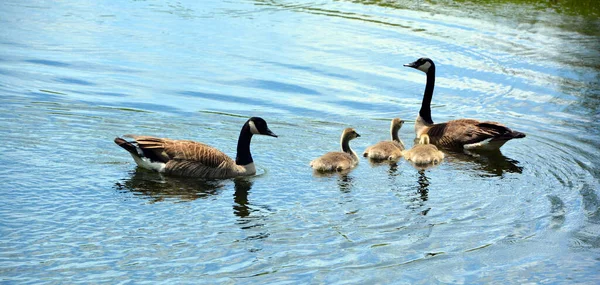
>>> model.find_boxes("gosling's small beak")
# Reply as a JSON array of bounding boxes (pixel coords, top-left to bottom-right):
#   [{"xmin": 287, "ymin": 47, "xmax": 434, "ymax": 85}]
[
  {"xmin": 356, "ymin": 133, "xmax": 361, "ymax": 138},
  {"xmin": 265, "ymin": 129, "xmax": 278, "ymax": 138}
]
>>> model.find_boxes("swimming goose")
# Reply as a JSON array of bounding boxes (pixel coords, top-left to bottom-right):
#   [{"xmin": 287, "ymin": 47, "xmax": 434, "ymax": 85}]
[
  {"xmin": 402, "ymin": 134, "xmax": 444, "ymax": 166},
  {"xmin": 310, "ymin": 128, "xmax": 361, "ymax": 172},
  {"xmin": 114, "ymin": 117, "xmax": 277, "ymax": 179},
  {"xmin": 404, "ymin": 58, "xmax": 526, "ymax": 150},
  {"xmin": 363, "ymin": 118, "xmax": 405, "ymax": 161}
]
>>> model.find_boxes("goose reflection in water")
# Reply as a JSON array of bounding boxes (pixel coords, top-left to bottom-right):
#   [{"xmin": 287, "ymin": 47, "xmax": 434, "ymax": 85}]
[
  {"xmin": 232, "ymin": 177, "xmax": 271, "ymax": 243},
  {"xmin": 115, "ymin": 170, "xmax": 270, "ymax": 243},
  {"xmin": 233, "ymin": 177, "xmax": 253, "ymax": 218},
  {"xmin": 114, "ymin": 169, "xmax": 226, "ymax": 203},
  {"xmin": 446, "ymin": 149, "xmax": 523, "ymax": 177}
]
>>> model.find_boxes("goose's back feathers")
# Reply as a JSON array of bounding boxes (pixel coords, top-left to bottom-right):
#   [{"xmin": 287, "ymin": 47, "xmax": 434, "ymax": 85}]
[
  {"xmin": 363, "ymin": 141, "xmax": 404, "ymax": 161},
  {"xmin": 164, "ymin": 159, "xmax": 245, "ymax": 178},
  {"xmin": 115, "ymin": 117, "xmax": 276, "ymax": 179},
  {"xmin": 311, "ymin": 152, "xmax": 358, "ymax": 172},
  {"xmin": 424, "ymin": 119, "xmax": 525, "ymax": 150},
  {"xmin": 121, "ymin": 135, "xmax": 247, "ymax": 178},
  {"xmin": 127, "ymin": 135, "xmax": 233, "ymax": 168}
]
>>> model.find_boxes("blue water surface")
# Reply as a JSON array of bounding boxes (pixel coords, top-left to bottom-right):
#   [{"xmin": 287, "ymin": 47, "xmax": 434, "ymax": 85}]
[{"xmin": 1, "ymin": 0, "xmax": 599, "ymax": 283}]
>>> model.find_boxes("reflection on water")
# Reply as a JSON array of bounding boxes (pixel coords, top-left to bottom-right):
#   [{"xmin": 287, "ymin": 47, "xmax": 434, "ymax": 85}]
[
  {"xmin": 413, "ymin": 170, "xmax": 431, "ymax": 216},
  {"xmin": 233, "ymin": 177, "xmax": 254, "ymax": 218},
  {"xmin": 405, "ymin": 159, "xmax": 443, "ymax": 172},
  {"xmin": 114, "ymin": 168, "xmax": 226, "ymax": 203},
  {"xmin": 446, "ymin": 149, "xmax": 523, "ymax": 177},
  {"xmin": 1, "ymin": 0, "xmax": 599, "ymax": 283},
  {"xmin": 337, "ymin": 174, "xmax": 355, "ymax": 193},
  {"xmin": 233, "ymin": 177, "xmax": 270, "ymax": 243}
]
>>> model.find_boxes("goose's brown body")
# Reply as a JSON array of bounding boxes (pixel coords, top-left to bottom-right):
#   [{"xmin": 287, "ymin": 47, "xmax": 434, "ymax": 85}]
[
  {"xmin": 114, "ymin": 117, "xmax": 277, "ymax": 179},
  {"xmin": 118, "ymin": 135, "xmax": 251, "ymax": 178},
  {"xmin": 405, "ymin": 58, "xmax": 525, "ymax": 150}
]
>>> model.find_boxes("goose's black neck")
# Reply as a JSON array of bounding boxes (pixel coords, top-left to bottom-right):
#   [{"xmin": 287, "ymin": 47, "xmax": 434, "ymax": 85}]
[
  {"xmin": 420, "ymin": 65, "xmax": 435, "ymax": 125},
  {"xmin": 235, "ymin": 123, "xmax": 254, "ymax": 166}
]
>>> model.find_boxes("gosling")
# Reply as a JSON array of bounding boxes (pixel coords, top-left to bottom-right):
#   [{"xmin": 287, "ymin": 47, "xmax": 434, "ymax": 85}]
[
  {"xmin": 402, "ymin": 134, "xmax": 444, "ymax": 166},
  {"xmin": 363, "ymin": 118, "xmax": 405, "ymax": 161},
  {"xmin": 310, "ymin": 128, "xmax": 361, "ymax": 172}
]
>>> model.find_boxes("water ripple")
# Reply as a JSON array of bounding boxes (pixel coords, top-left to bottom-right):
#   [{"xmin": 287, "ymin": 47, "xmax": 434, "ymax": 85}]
[{"xmin": 1, "ymin": 0, "xmax": 599, "ymax": 283}]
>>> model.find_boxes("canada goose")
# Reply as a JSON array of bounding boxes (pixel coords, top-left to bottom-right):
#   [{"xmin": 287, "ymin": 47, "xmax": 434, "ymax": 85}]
[
  {"xmin": 363, "ymin": 118, "xmax": 405, "ymax": 161},
  {"xmin": 311, "ymin": 128, "xmax": 361, "ymax": 172},
  {"xmin": 114, "ymin": 117, "xmax": 277, "ymax": 179},
  {"xmin": 402, "ymin": 134, "xmax": 444, "ymax": 166},
  {"xmin": 404, "ymin": 58, "xmax": 526, "ymax": 150}
]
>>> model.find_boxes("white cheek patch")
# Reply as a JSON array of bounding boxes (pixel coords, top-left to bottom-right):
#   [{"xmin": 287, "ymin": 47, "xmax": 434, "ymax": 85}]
[
  {"xmin": 249, "ymin": 121, "xmax": 260, "ymax": 134},
  {"xmin": 417, "ymin": 61, "xmax": 431, "ymax": 73}
]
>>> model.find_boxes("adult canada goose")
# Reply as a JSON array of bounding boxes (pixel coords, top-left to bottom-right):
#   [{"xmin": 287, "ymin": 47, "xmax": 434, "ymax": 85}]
[
  {"xmin": 404, "ymin": 58, "xmax": 526, "ymax": 150},
  {"xmin": 311, "ymin": 128, "xmax": 361, "ymax": 172},
  {"xmin": 402, "ymin": 134, "xmax": 444, "ymax": 166},
  {"xmin": 363, "ymin": 118, "xmax": 405, "ymax": 161},
  {"xmin": 114, "ymin": 117, "xmax": 277, "ymax": 179}
]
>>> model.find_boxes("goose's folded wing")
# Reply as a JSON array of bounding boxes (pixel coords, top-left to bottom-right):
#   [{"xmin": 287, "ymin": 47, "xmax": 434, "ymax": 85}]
[
  {"xmin": 428, "ymin": 120, "xmax": 512, "ymax": 146},
  {"xmin": 126, "ymin": 135, "xmax": 234, "ymax": 167},
  {"xmin": 164, "ymin": 159, "xmax": 236, "ymax": 178}
]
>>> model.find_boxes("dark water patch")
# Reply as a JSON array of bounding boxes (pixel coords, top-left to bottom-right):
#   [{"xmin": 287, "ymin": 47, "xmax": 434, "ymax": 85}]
[
  {"xmin": 114, "ymin": 169, "xmax": 227, "ymax": 203},
  {"xmin": 332, "ymin": 97, "xmax": 400, "ymax": 114},
  {"xmin": 26, "ymin": 90, "xmax": 64, "ymax": 102},
  {"xmin": 56, "ymin": 77, "xmax": 96, "ymax": 86},
  {"xmin": 91, "ymin": 91, "xmax": 130, "ymax": 98},
  {"xmin": 263, "ymin": 61, "xmax": 354, "ymax": 80},
  {"xmin": 443, "ymin": 150, "xmax": 523, "ymax": 177},
  {"xmin": 24, "ymin": 59, "xmax": 71, "ymax": 68},
  {"xmin": 96, "ymin": 101, "xmax": 183, "ymax": 115},
  {"xmin": 226, "ymin": 79, "xmax": 321, "ymax": 95},
  {"xmin": 101, "ymin": 106, "xmax": 152, "ymax": 113},
  {"xmin": 199, "ymin": 110, "xmax": 248, "ymax": 119},
  {"xmin": 39, "ymin": 89, "xmax": 67, "ymax": 95},
  {"xmin": 179, "ymin": 90, "xmax": 329, "ymax": 117}
]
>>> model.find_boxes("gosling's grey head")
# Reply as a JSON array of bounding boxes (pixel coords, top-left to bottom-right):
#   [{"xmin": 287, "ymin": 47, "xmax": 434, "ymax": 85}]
[
  {"xmin": 342, "ymin": 128, "xmax": 360, "ymax": 141},
  {"xmin": 404, "ymin": 57, "xmax": 435, "ymax": 74},
  {"xmin": 248, "ymin": 117, "xmax": 278, "ymax": 137}
]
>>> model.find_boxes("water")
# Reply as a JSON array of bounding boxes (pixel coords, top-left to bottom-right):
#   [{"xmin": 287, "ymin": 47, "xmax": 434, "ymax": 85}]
[{"xmin": 1, "ymin": 0, "xmax": 599, "ymax": 283}]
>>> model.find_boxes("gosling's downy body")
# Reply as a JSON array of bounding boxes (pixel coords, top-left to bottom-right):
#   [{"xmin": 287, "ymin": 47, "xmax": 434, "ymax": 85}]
[
  {"xmin": 402, "ymin": 134, "xmax": 445, "ymax": 166},
  {"xmin": 114, "ymin": 117, "xmax": 277, "ymax": 179},
  {"xmin": 404, "ymin": 58, "xmax": 525, "ymax": 150},
  {"xmin": 363, "ymin": 118, "xmax": 405, "ymax": 161},
  {"xmin": 311, "ymin": 128, "xmax": 361, "ymax": 172}
]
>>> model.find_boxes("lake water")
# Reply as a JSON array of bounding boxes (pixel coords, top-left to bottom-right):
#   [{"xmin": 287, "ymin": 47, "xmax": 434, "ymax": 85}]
[{"xmin": 1, "ymin": 0, "xmax": 599, "ymax": 283}]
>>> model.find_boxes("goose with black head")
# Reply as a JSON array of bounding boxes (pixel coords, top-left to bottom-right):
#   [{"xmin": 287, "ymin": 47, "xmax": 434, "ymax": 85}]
[
  {"xmin": 114, "ymin": 117, "xmax": 277, "ymax": 179},
  {"xmin": 404, "ymin": 58, "xmax": 526, "ymax": 150}
]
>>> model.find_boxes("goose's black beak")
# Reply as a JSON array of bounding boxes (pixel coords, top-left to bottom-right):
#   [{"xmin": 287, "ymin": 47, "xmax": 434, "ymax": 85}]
[
  {"xmin": 264, "ymin": 129, "xmax": 278, "ymax": 138},
  {"xmin": 403, "ymin": 61, "xmax": 417, "ymax": 68}
]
